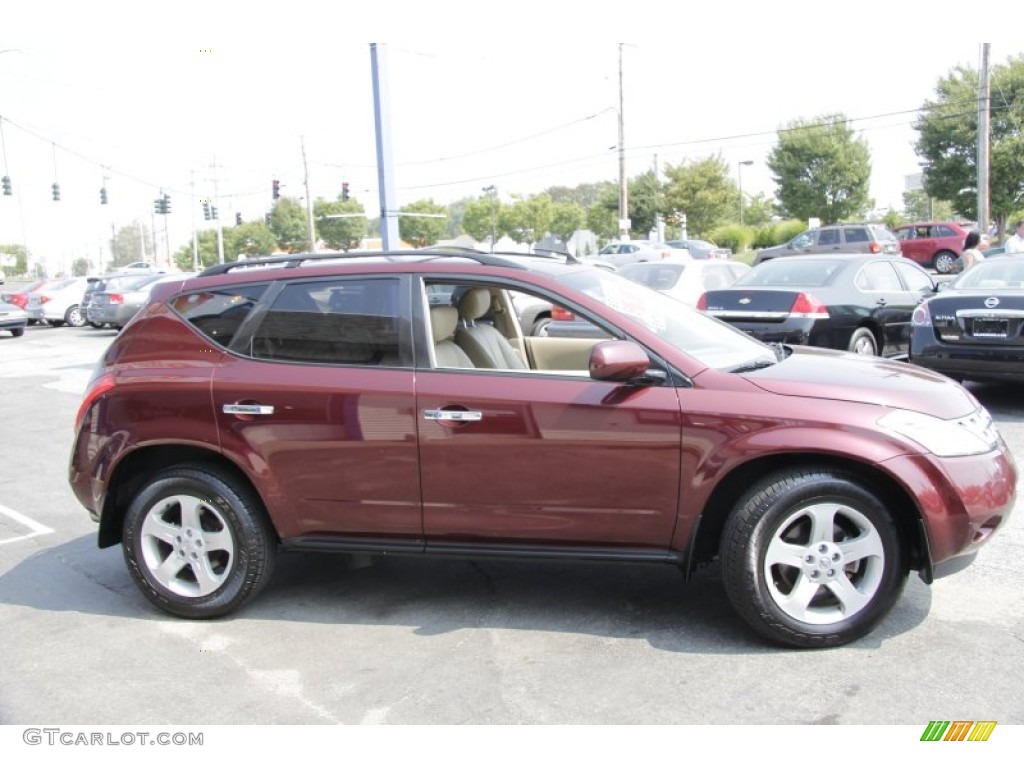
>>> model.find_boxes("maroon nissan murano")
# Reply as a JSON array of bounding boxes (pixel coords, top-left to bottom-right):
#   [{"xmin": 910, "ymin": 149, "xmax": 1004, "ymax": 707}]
[{"xmin": 69, "ymin": 250, "xmax": 1016, "ymax": 648}]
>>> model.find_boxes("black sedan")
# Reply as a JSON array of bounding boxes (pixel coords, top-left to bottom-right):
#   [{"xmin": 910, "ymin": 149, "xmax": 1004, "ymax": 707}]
[
  {"xmin": 910, "ymin": 257, "xmax": 1024, "ymax": 382},
  {"xmin": 698, "ymin": 254, "xmax": 936, "ymax": 357}
]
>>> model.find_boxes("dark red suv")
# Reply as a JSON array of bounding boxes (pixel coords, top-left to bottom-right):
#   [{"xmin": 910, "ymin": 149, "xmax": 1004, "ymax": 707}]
[{"xmin": 69, "ymin": 250, "xmax": 1016, "ymax": 648}]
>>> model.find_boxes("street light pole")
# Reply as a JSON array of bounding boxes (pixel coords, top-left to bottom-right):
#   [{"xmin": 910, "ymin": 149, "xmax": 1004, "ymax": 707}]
[
  {"xmin": 738, "ymin": 160, "xmax": 753, "ymax": 225},
  {"xmin": 483, "ymin": 185, "xmax": 497, "ymax": 252}
]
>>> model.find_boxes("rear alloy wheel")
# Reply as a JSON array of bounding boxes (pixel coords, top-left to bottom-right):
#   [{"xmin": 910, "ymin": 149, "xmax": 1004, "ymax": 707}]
[
  {"xmin": 847, "ymin": 328, "xmax": 877, "ymax": 356},
  {"xmin": 64, "ymin": 304, "xmax": 87, "ymax": 327},
  {"xmin": 720, "ymin": 468, "xmax": 906, "ymax": 648},
  {"xmin": 933, "ymin": 251, "xmax": 957, "ymax": 274},
  {"xmin": 122, "ymin": 466, "xmax": 277, "ymax": 618}
]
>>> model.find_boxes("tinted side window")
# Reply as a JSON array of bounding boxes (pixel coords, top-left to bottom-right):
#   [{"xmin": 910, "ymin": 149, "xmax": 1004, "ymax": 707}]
[
  {"xmin": 250, "ymin": 278, "xmax": 402, "ymax": 366},
  {"xmin": 935, "ymin": 225, "xmax": 956, "ymax": 238},
  {"xmin": 844, "ymin": 227, "xmax": 869, "ymax": 243},
  {"xmin": 818, "ymin": 229, "xmax": 840, "ymax": 246},
  {"xmin": 893, "ymin": 261, "xmax": 934, "ymax": 292},
  {"xmin": 855, "ymin": 262, "xmax": 903, "ymax": 292},
  {"xmin": 172, "ymin": 284, "xmax": 268, "ymax": 346}
]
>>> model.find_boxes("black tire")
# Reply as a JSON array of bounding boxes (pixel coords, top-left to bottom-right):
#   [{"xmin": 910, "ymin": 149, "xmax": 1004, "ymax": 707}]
[
  {"xmin": 933, "ymin": 250, "xmax": 957, "ymax": 274},
  {"xmin": 720, "ymin": 468, "xmax": 906, "ymax": 648},
  {"xmin": 122, "ymin": 465, "xmax": 277, "ymax": 619},
  {"xmin": 847, "ymin": 327, "xmax": 877, "ymax": 356},
  {"xmin": 531, "ymin": 317, "xmax": 552, "ymax": 337},
  {"xmin": 11, "ymin": 327, "xmax": 25, "ymax": 337}
]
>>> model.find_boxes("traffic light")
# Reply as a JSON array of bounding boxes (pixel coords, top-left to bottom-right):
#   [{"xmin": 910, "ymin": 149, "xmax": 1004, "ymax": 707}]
[
  {"xmin": 51, "ymin": 183, "xmax": 61, "ymax": 201},
  {"xmin": 341, "ymin": 181, "xmax": 349, "ymax": 202},
  {"xmin": 203, "ymin": 201, "xmax": 211, "ymax": 220},
  {"xmin": 211, "ymin": 205, "xmax": 218, "ymax": 220},
  {"xmin": 154, "ymin": 197, "xmax": 162, "ymax": 214},
  {"xmin": 235, "ymin": 212, "xmax": 242, "ymax": 225},
  {"xmin": 1, "ymin": 175, "xmax": 11, "ymax": 196},
  {"xmin": 163, "ymin": 194, "xmax": 171, "ymax": 214},
  {"xmin": 100, "ymin": 187, "xmax": 108, "ymax": 205},
  {"xmin": 272, "ymin": 179, "xmax": 280, "ymax": 200}
]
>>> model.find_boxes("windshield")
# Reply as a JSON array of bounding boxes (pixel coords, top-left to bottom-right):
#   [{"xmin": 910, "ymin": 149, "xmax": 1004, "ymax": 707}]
[
  {"xmin": 556, "ymin": 267, "xmax": 774, "ymax": 371},
  {"xmin": 735, "ymin": 258, "xmax": 844, "ymax": 287},
  {"xmin": 950, "ymin": 258, "xmax": 1024, "ymax": 289}
]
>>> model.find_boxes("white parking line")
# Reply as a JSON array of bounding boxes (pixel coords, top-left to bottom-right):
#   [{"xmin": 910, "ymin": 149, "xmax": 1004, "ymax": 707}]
[{"xmin": 0, "ymin": 504, "xmax": 55, "ymax": 544}]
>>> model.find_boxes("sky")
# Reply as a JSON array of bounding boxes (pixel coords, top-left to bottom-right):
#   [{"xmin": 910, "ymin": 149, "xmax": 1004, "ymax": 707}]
[{"xmin": 1, "ymin": 1, "xmax": 1022, "ymax": 274}]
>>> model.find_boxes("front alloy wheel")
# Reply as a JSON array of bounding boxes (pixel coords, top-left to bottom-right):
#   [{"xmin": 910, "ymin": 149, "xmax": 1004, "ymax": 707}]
[
  {"xmin": 721, "ymin": 468, "xmax": 906, "ymax": 648},
  {"xmin": 122, "ymin": 466, "xmax": 277, "ymax": 618}
]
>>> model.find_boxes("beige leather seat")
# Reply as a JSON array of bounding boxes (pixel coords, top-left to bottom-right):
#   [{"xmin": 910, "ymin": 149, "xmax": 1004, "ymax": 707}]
[
  {"xmin": 454, "ymin": 288, "xmax": 526, "ymax": 369},
  {"xmin": 430, "ymin": 305, "xmax": 474, "ymax": 368}
]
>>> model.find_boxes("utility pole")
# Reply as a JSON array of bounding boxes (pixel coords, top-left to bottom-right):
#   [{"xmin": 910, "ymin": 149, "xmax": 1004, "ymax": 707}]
[
  {"xmin": 653, "ymin": 155, "xmax": 663, "ymax": 242},
  {"xmin": 301, "ymin": 136, "xmax": 317, "ymax": 252},
  {"xmin": 977, "ymin": 43, "xmax": 991, "ymax": 236},
  {"xmin": 190, "ymin": 170, "xmax": 199, "ymax": 270},
  {"xmin": 211, "ymin": 160, "xmax": 225, "ymax": 264},
  {"xmin": 371, "ymin": 44, "xmax": 401, "ymax": 250},
  {"xmin": 618, "ymin": 43, "xmax": 629, "ymax": 240}
]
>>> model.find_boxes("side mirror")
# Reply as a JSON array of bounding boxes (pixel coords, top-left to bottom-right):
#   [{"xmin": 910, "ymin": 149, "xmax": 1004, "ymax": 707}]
[{"xmin": 589, "ymin": 340, "xmax": 651, "ymax": 382}]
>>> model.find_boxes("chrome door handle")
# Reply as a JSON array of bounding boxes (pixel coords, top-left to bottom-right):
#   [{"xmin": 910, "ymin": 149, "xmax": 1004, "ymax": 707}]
[
  {"xmin": 423, "ymin": 409, "xmax": 482, "ymax": 422},
  {"xmin": 223, "ymin": 403, "xmax": 275, "ymax": 415}
]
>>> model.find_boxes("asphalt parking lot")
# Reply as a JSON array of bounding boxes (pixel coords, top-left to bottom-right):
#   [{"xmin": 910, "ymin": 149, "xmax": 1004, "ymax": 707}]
[{"xmin": 1, "ymin": 322, "xmax": 1022, "ymax": 726}]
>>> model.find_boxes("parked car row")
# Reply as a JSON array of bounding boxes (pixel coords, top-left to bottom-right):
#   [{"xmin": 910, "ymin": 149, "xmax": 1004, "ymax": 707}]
[{"xmin": 0, "ymin": 267, "xmax": 188, "ymax": 336}]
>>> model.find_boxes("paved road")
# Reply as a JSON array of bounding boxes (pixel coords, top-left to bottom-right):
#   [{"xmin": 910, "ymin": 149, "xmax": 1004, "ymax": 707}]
[{"xmin": 1, "ymin": 323, "xmax": 1022, "ymax": 726}]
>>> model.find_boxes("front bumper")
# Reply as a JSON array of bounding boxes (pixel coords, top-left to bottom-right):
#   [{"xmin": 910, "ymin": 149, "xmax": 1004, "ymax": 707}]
[{"xmin": 880, "ymin": 444, "xmax": 1016, "ymax": 580}]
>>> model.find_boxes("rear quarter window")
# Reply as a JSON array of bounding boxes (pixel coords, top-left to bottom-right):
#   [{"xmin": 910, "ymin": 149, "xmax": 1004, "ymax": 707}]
[{"xmin": 171, "ymin": 283, "xmax": 269, "ymax": 346}]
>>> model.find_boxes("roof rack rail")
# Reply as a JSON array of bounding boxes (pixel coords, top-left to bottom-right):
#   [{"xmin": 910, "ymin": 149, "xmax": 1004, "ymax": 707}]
[{"xmin": 197, "ymin": 247, "xmax": 584, "ymax": 277}]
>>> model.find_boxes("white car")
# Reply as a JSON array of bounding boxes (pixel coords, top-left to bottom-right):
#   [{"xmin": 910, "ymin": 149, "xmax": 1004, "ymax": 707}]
[
  {"xmin": 118, "ymin": 261, "xmax": 175, "ymax": 274},
  {"xmin": 595, "ymin": 240, "xmax": 691, "ymax": 267},
  {"xmin": 618, "ymin": 258, "xmax": 750, "ymax": 306},
  {"xmin": 25, "ymin": 276, "xmax": 91, "ymax": 327}
]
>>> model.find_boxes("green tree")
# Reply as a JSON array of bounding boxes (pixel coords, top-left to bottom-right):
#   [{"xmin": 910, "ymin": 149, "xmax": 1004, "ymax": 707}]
[
  {"xmin": 663, "ymin": 155, "xmax": 738, "ymax": 237},
  {"xmin": 586, "ymin": 184, "xmax": 620, "ymax": 241},
  {"xmin": 627, "ymin": 171, "xmax": 663, "ymax": 237},
  {"xmin": 901, "ymin": 189, "xmax": 954, "ymax": 222},
  {"xmin": 498, "ymin": 194, "xmax": 553, "ymax": 247},
  {"xmin": 174, "ymin": 230, "xmax": 219, "ymax": 270},
  {"xmin": 914, "ymin": 55, "xmax": 1024, "ymax": 226},
  {"xmin": 0, "ymin": 244, "xmax": 31, "ymax": 275},
  {"xmin": 546, "ymin": 181, "xmax": 613, "ymax": 209},
  {"xmin": 315, "ymin": 197, "xmax": 366, "ymax": 251},
  {"xmin": 549, "ymin": 200, "xmax": 585, "ymax": 242},
  {"xmin": 268, "ymin": 197, "xmax": 310, "ymax": 252},
  {"xmin": 109, "ymin": 220, "xmax": 153, "ymax": 269},
  {"xmin": 72, "ymin": 257, "xmax": 90, "ymax": 276},
  {"xmin": 443, "ymin": 197, "xmax": 471, "ymax": 239},
  {"xmin": 225, "ymin": 222, "xmax": 279, "ymax": 260},
  {"xmin": 767, "ymin": 114, "xmax": 872, "ymax": 224},
  {"xmin": 461, "ymin": 196, "xmax": 502, "ymax": 243},
  {"xmin": 398, "ymin": 199, "xmax": 447, "ymax": 248},
  {"xmin": 741, "ymin": 193, "xmax": 775, "ymax": 228}
]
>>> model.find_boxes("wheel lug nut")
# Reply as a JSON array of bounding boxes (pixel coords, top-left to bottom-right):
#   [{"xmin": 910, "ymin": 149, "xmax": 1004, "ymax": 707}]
[
  {"xmin": 818, "ymin": 544, "xmax": 828, "ymax": 553},
  {"xmin": 811, "ymin": 570, "xmax": 820, "ymax": 578},
  {"xmin": 827, "ymin": 569, "xmax": 835, "ymax": 577},
  {"xmin": 805, "ymin": 555, "xmax": 815, "ymax": 563},
  {"xmin": 832, "ymin": 552, "xmax": 840, "ymax": 561}
]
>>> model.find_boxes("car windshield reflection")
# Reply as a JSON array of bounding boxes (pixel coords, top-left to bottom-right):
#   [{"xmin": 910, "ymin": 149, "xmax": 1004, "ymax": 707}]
[{"xmin": 556, "ymin": 267, "xmax": 772, "ymax": 371}]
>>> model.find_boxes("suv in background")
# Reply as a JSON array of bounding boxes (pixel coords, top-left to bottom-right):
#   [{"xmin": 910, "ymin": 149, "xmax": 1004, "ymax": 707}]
[
  {"xmin": 892, "ymin": 222, "xmax": 969, "ymax": 274},
  {"xmin": 754, "ymin": 224, "xmax": 901, "ymax": 265},
  {"xmin": 68, "ymin": 249, "xmax": 1015, "ymax": 648}
]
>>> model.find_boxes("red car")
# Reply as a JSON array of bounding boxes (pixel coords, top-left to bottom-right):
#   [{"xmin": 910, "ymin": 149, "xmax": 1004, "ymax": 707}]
[
  {"xmin": 69, "ymin": 251, "xmax": 1016, "ymax": 648},
  {"xmin": 892, "ymin": 221, "xmax": 970, "ymax": 274}
]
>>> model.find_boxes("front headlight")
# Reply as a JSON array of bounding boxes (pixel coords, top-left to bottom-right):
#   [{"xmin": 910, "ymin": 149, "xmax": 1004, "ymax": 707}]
[{"xmin": 878, "ymin": 408, "xmax": 999, "ymax": 458}]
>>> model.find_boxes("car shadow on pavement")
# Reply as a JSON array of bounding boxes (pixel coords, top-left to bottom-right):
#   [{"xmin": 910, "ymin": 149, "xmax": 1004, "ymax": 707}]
[{"xmin": 1, "ymin": 534, "xmax": 931, "ymax": 654}]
